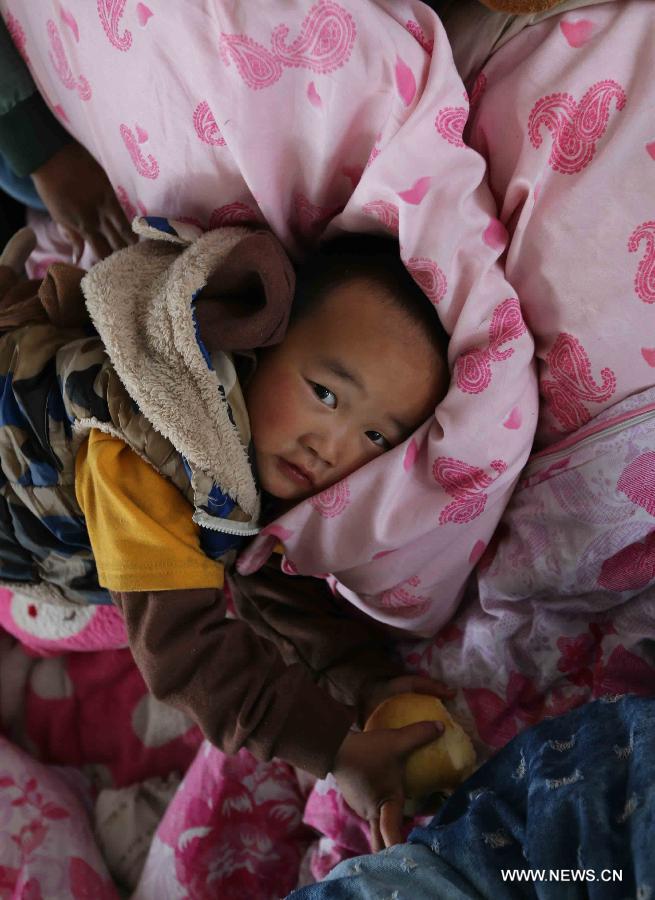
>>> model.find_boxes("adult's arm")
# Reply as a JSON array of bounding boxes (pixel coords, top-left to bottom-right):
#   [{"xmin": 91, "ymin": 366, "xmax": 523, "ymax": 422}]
[
  {"xmin": 0, "ymin": 16, "xmax": 133, "ymax": 258},
  {"xmin": 0, "ymin": 17, "xmax": 71, "ymax": 177}
]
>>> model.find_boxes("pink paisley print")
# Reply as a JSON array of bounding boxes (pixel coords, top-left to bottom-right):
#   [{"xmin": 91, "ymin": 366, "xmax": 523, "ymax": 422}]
[
  {"xmin": 115, "ymin": 186, "xmax": 136, "ymax": 221},
  {"xmin": 97, "ymin": 0, "xmax": 132, "ymax": 51},
  {"xmin": 47, "ymin": 20, "xmax": 91, "ymax": 100},
  {"xmin": 366, "ymin": 143, "xmax": 381, "ymax": 168},
  {"xmin": 435, "ymin": 106, "xmax": 467, "ymax": 148},
  {"xmin": 193, "ymin": 101, "xmax": 226, "ymax": 147},
  {"xmin": 542, "ymin": 332, "xmax": 617, "ymax": 430},
  {"xmin": 220, "ymin": 1, "xmax": 356, "ymax": 90},
  {"xmin": 219, "ymin": 33, "xmax": 284, "ymax": 90},
  {"xmin": 119, "ymin": 125, "xmax": 159, "ymax": 179},
  {"xmin": 403, "ymin": 438, "xmax": 419, "ymax": 472},
  {"xmin": 6, "ymin": 12, "xmax": 29, "ymax": 64},
  {"xmin": 455, "ymin": 298, "xmax": 526, "ymax": 394},
  {"xmin": 271, "ymin": 1, "xmax": 356, "ymax": 72},
  {"xmin": 395, "ymin": 57, "xmax": 416, "ymax": 107},
  {"xmin": 136, "ymin": 2, "xmax": 154, "ymax": 27},
  {"xmin": 59, "ymin": 6, "xmax": 80, "ymax": 42},
  {"xmin": 560, "ymin": 19, "xmax": 595, "ymax": 48},
  {"xmin": 293, "ymin": 194, "xmax": 343, "ymax": 235},
  {"xmin": 114, "ymin": 186, "xmax": 146, "ymax": 221},
  {"xmin": 598, "ymin": 531, "xmax": 655, "ymax": 592},
  {"xmin": 406, "ymin": 256, "xmax": 447, "ymax": 305},
  {"xmin": 309, "ymin": 481, "xmax": 350, "ymax": 518},
  {"xmin": 405, "ymin": 20, "xmax": 433, "ymax": 55},
  {"xmin": 208, "ymin": 202, "xmax": 259, "ymax": 228},
  {"xmin": 375, "ymin": 576, "xmax": 430, "ymax": 618},
  {"xmin": 528, "ymin": 79, "xmax": 626, "ymax": 174},
  {"xmin": 628, "ymin": 221, "xmax": 655, "ymax": 304},
  {"xmin": 617, "ymin": 452, "xmax": 655, "ymax": 517},
  {"xmin": 468, "ymin": 71, "xmax": 487, "ymax": 111},
  {"xmin": 433, "ymin": 457, "xmax": 507, "ymax": 525},
  {"xmin": 362, "ymin": 200, "xmax": 399, "ymax": 235},
  {"xmin": 293, "ymin": 193, "xmax": 343, "ymax": 238}
]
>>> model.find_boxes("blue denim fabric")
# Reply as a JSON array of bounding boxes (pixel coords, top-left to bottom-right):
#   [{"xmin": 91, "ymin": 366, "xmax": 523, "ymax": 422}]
[
  {"xmin": 288, "ymin": 696, "xmax": 655, "ymax": 899},
  {"xmin": 0, "ymin": 153, "xmax": 45, "ymax": 210}
]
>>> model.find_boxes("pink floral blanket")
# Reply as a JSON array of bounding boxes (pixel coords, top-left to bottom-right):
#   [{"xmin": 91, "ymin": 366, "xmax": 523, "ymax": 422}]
[{"xmin": 0, "ymin": 1, "xmax": 654, "ymax": 897}]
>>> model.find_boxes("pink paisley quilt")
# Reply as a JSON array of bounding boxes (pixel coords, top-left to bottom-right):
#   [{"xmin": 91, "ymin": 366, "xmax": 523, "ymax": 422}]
[
  {"xmin": 2, "ymin": 0, "xmax": 538, "ymax": 636},
  {"xmin": 0, "ymin": 1, "xmax": 654, "ymax": 898}
]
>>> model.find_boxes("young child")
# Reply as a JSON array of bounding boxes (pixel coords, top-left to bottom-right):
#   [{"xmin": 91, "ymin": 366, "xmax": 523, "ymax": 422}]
[{"xmin": 0, "ymin": 222, "xmax": 449, "ymax": 848}]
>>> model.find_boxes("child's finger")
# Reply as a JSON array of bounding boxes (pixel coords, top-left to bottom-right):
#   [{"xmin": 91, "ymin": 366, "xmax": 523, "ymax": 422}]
[
  {"xmin": 394, "ymin": 720, "xmax": 444, "ymax": 756},
  {"xmin": 368, "ymin": 817, "xmax": 384, "ymax": 853},
  {"xmin": 379, "ymin": 799, "xmax": 404, "ymax": 848}
]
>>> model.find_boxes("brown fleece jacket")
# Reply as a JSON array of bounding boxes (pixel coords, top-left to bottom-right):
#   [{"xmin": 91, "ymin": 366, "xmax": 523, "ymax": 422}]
[{"xmin": 112, "ymin": 557, "xmax": 405, "ymax": 778}]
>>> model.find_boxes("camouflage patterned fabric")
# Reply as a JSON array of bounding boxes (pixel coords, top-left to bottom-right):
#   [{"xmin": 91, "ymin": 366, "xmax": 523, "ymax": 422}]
[{"xmin": 0, "ymin": 219, "xmax": 270, "ymax": 606}]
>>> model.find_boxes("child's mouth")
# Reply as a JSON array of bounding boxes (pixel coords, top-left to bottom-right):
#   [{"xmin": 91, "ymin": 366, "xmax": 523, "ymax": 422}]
[{"xmin": 277, "ymin": 457, "xmax": 314, "ymax": 488}]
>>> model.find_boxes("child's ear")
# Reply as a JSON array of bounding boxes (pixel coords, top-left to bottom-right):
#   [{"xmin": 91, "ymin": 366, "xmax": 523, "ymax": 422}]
[{"xmin": 477, "ymin": 0, "xmax": 563, "ymax": 12}]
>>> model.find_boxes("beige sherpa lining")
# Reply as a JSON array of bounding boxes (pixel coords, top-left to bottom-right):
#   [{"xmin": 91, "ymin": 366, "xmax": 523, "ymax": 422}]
[{"xmin": 81, "ymin": 226, "xmax": 259, "ymax": 519}]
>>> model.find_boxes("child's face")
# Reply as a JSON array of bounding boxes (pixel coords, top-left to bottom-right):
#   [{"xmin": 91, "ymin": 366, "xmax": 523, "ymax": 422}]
[{"xmin": 246, "ymin": 278, "xmax": 447, "ymax": 502}]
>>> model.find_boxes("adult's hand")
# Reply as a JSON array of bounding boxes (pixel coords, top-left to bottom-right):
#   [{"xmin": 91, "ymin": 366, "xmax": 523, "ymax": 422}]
[{"xmin": 31, "ymin": 141, "xmax": 135, "ymax": 261}]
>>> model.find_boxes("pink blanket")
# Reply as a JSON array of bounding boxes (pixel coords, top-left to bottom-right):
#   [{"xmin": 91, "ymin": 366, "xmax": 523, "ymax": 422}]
[{"xmin": 1, "ymin": 1, "xmax": 655, "ymax": 897}]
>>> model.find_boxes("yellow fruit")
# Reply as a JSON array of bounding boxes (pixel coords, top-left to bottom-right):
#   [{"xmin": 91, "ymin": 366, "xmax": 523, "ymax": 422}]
[{"xmin": 364, "ymin": 693, "xmax": 476, "ymax": 799}]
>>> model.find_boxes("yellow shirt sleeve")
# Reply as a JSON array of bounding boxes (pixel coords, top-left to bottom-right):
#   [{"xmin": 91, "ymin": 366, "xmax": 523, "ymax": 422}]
[{"xmin": 75, "ymin": 429, "xmax": 223, "ymax": 592}]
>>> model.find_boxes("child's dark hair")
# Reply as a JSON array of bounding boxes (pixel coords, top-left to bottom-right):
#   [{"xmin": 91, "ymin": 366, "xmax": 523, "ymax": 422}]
[{"xmin": 292, "ymin": 234, "xmax": 448, "ymax": 354}]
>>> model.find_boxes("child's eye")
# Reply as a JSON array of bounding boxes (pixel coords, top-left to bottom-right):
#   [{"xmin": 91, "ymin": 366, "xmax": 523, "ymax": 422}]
[
  {"xmin": 366, "ymin": 430, "xmax": 390, "ymax": 451},
  {"xmin": 312, "ymin": 383, "xmax": 337, "ymax": 409}
]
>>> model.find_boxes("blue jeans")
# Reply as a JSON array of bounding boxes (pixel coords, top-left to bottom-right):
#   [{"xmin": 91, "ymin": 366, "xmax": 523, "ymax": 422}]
[{"xmin": 288, "ymin": 695, "xmax": 655, "ymax": 899}]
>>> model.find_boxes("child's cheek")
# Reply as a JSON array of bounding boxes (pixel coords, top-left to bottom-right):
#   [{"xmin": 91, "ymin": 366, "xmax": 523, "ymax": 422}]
[{"xmin": 259, "ymin": 369, "xmax": 303, "ymax": 447}]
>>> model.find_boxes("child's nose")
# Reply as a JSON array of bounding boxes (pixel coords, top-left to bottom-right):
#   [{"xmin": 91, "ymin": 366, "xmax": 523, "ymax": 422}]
[{"xmin": 303, "ymin": 428, "xmax": 343, "ymax": 468}]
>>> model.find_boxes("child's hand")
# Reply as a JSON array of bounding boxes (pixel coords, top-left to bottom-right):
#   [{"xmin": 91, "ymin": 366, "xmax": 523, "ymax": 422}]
[
  {"xmin": 332, "ymin": 722, "xmax": 444, "ymax": 851},
  {"xmin": 361, "ymin": 674, "xmax": 455, "ymax": 725}
]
